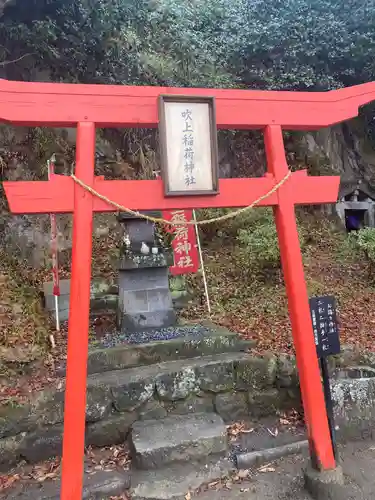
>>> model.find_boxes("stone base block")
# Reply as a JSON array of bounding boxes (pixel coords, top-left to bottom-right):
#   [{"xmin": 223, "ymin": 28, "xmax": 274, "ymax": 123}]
[
  {"xmin": 304, "ymin": 465, "xmax": 346, "ymax": 500},
  {"xmin": 119, "ymin": 309, "xmax": 177, "ymax": 332}
]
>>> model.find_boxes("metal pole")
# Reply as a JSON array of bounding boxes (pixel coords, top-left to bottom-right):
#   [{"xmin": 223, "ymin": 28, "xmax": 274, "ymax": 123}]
[
  {"xmin": 48, "ymin": 155, "xmax": 60, "ymax": 329},
  {"xmin": 320, "ymin": 357, "xmax": 338, "ymax": 461},
  {"xmin": 54, "ymin": 295, "xmax": 60, "ymax": 333},
  {"xmin": 192, "ymin": 210, "xmax": 211, "ymax": 315},
  {"xmin": 48, "ymin": 155, "xmax": 59, "ymax": 345}
]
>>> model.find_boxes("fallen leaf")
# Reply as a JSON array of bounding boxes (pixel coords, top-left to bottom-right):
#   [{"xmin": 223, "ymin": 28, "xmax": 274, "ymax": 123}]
[
  {"xmin": 267, "ymin": 428, "xmax": 279, "ymax": 437},
  {"xmin": 259, "ymin": 465, "xmax": 276, "ymax": 473},
  {"xmin": 36, "ymin": 471, "xmax": 59, "ymax": 482},
  {"xmin": 237, "ymin": 469, "xmax": 250, "ymax": 479},
  {"xmin": 0, "ymin": 474, "xmax": 20, "ymax": 491},
  {"xmin": 226, "ymin": 422, "xmax": 246, "ymax": 438}
]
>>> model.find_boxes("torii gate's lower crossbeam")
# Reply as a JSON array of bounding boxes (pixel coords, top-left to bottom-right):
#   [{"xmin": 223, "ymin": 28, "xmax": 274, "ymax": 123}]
[
  {"xmin": 5, "ymin": 78, "xmax": 372, "ymax": 500},
  {"xmin": 4, "ymin": 170, "xmax": 338, "ymax": 212}
]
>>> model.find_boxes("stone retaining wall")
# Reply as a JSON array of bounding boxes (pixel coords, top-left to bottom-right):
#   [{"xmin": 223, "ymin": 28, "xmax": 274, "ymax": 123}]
[
  {"xmin": 2, "ymin": 346, "xmax": 375, "ymax": 471},
  {"xmin": 0, "ymin": 353, "xmax": 300, "ymax": 471},
  {"xmin": 331, "ymin": 366, "xmax": 375, "ymax": 442}
]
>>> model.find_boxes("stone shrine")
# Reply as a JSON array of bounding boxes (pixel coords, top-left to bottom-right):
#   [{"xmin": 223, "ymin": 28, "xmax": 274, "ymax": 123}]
[
  {"xmin": 336, "ymin": 180, "xmax": 375, "ymax": 231},
  {"xmin": 117, "ymin": 212, "xmax": 176, "ymax": 332}
]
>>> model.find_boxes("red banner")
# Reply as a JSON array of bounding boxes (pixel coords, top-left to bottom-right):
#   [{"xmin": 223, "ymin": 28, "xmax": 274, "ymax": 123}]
[{"xmin": 162, "ymin": 209, "xmax": 199, "ymax": 275}]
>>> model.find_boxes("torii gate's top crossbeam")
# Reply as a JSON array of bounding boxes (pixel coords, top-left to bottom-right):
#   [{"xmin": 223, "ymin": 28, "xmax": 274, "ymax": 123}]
[
  {"xmin": 4, "ymin": 79, "xmax": 375, "ymax": 214},
  {"xmin": 1, "ymin": 79, "xmax": 375, "ymax": 129}
]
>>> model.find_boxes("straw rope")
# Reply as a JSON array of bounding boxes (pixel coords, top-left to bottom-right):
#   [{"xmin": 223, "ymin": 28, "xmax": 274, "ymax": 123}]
[{"xmin": 70, "ymin": 170, "xmax": 292, "ymax": 226}]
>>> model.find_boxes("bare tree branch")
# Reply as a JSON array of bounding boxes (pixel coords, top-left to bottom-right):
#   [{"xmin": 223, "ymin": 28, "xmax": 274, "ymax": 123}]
[
  {"xmin": 0, "ymin": 53, "xmax": 35, "ymax": 66},
  {"xmin": 0, "ymin": 0, "xmax": 17, "ymax": 18}
]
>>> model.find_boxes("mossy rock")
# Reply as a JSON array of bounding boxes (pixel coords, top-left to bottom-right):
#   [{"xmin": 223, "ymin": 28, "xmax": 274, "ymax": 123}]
[{"xmin": 236, "ymin": 355, "xmax": 277, "ymax": 391}]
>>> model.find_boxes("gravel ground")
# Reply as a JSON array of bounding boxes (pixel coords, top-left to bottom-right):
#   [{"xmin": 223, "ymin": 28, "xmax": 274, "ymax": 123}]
[{"xmin": 90, "ymin": 324, "xmax": 212, "ymax": 348}]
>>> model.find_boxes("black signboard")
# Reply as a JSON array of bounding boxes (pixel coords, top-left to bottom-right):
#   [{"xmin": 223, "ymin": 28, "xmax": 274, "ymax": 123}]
[
  {"xmin": 309, "ymin": 295, "xmax": 340, "ymax": 359},
  {"xmin": 309, "ymin": 295, "xmax": 340, "ymax": 463}
]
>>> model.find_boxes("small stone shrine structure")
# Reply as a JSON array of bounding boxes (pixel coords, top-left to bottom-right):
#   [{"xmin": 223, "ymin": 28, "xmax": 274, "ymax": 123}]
[
  {"xmin": 336, "ymin": 180, "xmax": 375, "ymax": 231},
  {"xmin": 117, "ymin": 212, "xmax": 176, "ymax": 332}
]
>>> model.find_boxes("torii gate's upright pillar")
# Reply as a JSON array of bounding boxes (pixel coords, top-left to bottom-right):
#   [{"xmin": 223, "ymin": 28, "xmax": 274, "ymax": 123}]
[
  {"xmin": 4, "ymin": 79, "xmax": 375, "ymax": 499},
  {"xmin": 60, "ymin": 122, "xmax": 95, "ymax": 498},
  {"xmin": 265, "ymin": 125, "xmax": 333, "ymax": 466}
]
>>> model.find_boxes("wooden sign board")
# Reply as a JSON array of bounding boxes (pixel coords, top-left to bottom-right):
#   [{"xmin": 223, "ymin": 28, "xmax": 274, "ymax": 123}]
[{"xmin": 158, "ymin": 95, "xmax": 219, "ymax": 196}]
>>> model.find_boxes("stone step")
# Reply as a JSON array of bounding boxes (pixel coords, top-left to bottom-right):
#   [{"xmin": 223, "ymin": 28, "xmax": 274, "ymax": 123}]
[
  {"xmin": 130, "ymin": 455, "xmax": 234, "ymax": 500},
  {"xmin": 130, "ymin": 413, "xmax": 227, "ymax": 470},
  {"xmin": 0, "ymin": 351, "xmax": 290, "ymax": 468},
  {"xmin": 57, "ymin": 322, "xmax": 254, "ymax": 375}
]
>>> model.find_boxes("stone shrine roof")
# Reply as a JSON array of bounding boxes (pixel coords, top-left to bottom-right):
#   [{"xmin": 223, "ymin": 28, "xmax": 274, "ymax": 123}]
[{"xmin": 339, "ymin": 179, "xmax": 375, "ymax": 201}]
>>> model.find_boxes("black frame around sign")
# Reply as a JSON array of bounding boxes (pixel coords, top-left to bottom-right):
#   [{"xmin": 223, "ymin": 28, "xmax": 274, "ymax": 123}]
[
  {"xmin": 309, "ymin": 295, "xmax": 340, "ymax": 462},
  {"xmin": 158, "ymin": 94, "xmax": 219, "ymax": 197}
]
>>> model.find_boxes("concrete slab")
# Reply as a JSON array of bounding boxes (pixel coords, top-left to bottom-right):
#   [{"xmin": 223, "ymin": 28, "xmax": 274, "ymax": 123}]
[
  {"xmin": 131, "ymin": 413, "xmax": 227, "ymax": 470},
  {"xmin": 131, "ymin": 455, "xmax": 234, "ymax": 500}
]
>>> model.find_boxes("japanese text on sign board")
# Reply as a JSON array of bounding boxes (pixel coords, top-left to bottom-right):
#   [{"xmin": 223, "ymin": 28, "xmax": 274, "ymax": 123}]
[
  {"xmin": 309, "ymin": 296, "xmax": 340, "ymax": 358},
  {"xmin": 182, "ymin": 109, "xmax": 196, "ymax": 187},
  {"xmin": 162, "ymin": 209, "xmax": 199, "ymax": 275}
]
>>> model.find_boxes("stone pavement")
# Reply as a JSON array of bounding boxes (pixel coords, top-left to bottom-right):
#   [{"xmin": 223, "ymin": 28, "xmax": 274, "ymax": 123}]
[{"xmin": 195, "ymin": 441, "xmax": 375, "ymax": 500}]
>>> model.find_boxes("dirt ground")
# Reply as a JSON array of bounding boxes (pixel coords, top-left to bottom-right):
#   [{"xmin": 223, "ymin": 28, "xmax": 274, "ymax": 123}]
[{"xmin": 195, "ymin": 441, "xmax": 375, "ymax": 500}]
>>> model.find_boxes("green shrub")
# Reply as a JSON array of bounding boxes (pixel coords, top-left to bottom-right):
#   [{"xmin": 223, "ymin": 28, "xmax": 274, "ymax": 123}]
[
  {"xmin": 236, "ymin": 208, "xmax": 308, "ymax": 278},
  {"xmin": 196, "ymin": 207, "xmax": 311, "ymax": 279},
  {"xmin": 197, "ymin": 206, "xmax": 277, "ymax": 244},
  {"xmin": 237, "ymin": 208, "xmax": 280, "ymax": 270},
  {"xmin": 353, "ymin": 228, "xmax": 375, "ymax": 260},
  {"xmin": 350, "ymin": 228, "xmax": 375, "ymax": 279}
]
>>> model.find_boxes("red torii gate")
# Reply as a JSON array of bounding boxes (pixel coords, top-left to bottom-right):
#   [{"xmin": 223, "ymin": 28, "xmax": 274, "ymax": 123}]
[{"xmin": 3, "ymin": 79, "xmax": 375, "ymax": 499}]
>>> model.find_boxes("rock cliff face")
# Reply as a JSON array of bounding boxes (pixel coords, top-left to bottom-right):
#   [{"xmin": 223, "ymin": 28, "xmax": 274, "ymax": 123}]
[
  {"xmin": 301, "ymin": 122, "xmax": 375, "ymax": 185},
  {"xmin": 1, "ymin": 114, "xmax": 374, "ymax": 269}
]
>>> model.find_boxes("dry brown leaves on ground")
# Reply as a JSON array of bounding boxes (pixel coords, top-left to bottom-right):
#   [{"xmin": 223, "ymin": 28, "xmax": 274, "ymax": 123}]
[
  {"xmin": 226, "ymin": 422, "xmax": 254, "ymax": 441},
  {"xmin": 183, "ymin": 221, "xmax": 375, "ymax": 355},
  {"xmin": 0, "ymin": 444, "xmax": 130, "ymax": 493},
  {"xmin": 196, "ymin": 461, "xmax": 277, "ymax": 494}
]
